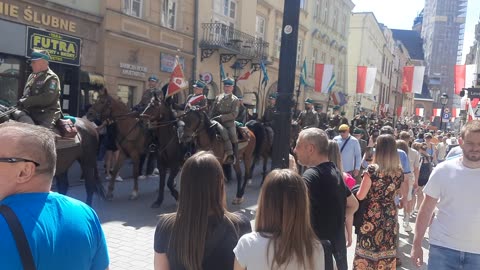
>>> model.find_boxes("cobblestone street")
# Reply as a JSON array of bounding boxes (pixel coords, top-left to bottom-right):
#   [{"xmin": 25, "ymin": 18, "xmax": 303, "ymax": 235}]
[{"xmin": 64, "ymin": 162, "xmax": 430, "ymax": 270}]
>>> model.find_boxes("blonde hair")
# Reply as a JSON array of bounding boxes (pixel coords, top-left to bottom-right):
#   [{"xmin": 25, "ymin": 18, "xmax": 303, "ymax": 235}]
[
  {"xmin": 327, "ymin": 140, "xmax": 344, "ymax": 172},
  {"xmin": 374, "ymin": 135, "xmax": 402, "ymax": 176}
]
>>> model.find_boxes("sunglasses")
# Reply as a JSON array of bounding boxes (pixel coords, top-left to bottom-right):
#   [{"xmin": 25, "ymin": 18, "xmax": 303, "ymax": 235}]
[{"xmin": 0, "ymin": 157, "xmax": 40, "ymax": 167}]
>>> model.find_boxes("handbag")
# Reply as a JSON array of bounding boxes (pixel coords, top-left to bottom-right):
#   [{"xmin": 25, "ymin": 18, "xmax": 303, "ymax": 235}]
[
  {"xmin": 0, "ymin": 205, "xmax": 36, "ymax": 270},
  {"xmin": 418, "ymin": 155, "xmax": 432, "ymax": 186}
]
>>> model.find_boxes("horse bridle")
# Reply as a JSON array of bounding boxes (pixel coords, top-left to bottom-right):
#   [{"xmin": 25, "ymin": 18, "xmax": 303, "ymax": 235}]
[
  {"xmin": 141, "ymin": 99, "xmax": 178, "ymax": 128},
  {"xmin": 183, "ymin": 110, "xmax": 206, "ymax": 139}
]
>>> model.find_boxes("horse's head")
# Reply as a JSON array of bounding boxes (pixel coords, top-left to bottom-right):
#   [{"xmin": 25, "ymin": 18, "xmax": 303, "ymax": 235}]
[
  {"xmin": 141, "ymin": 94, "xmax": 172, "ymax": 123},
  {"xmin": 180, "ymin": 107, "xmax": 205, "ymax": 143},
  {"xmin": 88, "ymin": 89, "xmax": 112, "ymax": 122}
]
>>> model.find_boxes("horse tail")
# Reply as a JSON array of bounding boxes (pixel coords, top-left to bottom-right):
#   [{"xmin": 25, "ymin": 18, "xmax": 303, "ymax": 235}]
[{"xmin": 246, "ymin": 120, "xmax": 264, "ymax": 160}]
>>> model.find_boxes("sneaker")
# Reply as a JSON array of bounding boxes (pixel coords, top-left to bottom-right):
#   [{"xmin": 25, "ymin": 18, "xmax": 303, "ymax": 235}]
[
  {"xmin": 139, "ymin": 175, "xmax": 147, "ymax": 180},
  {"xmin": 105, "ymin": 174, "xmax": 112, "ymax": 180},
  {"xmin": 115, "ymin": 175, "xmax": 123, "ymax": 182},
  {"xmin": 152, "ymin": 168, "xmax": 159, "ymax": 175},
  {"xmin": 404, "ymin": 223, "xmax": 413, "ymax": 232}
]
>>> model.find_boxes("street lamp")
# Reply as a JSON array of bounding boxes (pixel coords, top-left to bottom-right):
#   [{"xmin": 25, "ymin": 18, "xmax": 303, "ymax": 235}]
[
  {"xmin": 230, "ymin": 61, "xmax": 243, "ymax": 96},
  {"xmin": 439, "ymin": 93, "xmax": 449, "ymax": 131}
]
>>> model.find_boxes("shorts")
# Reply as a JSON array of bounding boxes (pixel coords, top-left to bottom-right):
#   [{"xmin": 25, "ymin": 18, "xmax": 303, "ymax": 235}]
[{"xmin": 407, "ymin": 175, "xmax": 415, "ymax": 201}]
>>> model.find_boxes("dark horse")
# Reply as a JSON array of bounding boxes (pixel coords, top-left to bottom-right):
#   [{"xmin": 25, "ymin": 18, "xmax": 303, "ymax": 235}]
[
  {"xmin": 181, "ymin": 109, "xmax": 256, "ymax": 204},
  {"xmin": 0, "ymin": 104, "xmax": 105, "ymax": 206},
  {"xmin": 139, "ymin": 96, "xmax": 181, "ymax": 208},
  {"xmin": 245, "ymin": 120, "xmax": 272, "ymax": 181},
  {"xmin": 87, "ymin": 89, "xmax": 147, "ymax": 201}
]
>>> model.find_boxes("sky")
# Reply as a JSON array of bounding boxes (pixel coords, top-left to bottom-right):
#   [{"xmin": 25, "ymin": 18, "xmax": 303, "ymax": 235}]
[{"xmin": 352, "ymin": 0, "xmax": 480, "ymax": 63}]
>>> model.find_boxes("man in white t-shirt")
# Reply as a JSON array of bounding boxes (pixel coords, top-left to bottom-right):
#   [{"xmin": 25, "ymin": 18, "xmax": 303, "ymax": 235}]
[
  {"xmin": 399, "ymin": 131, "xmax": 420, "ymax": 232},
  {"xmin": 436, "ymin": 136, "xmax": 448, "ymax": 163},
  {"xmin": 411, "ymin": 120, "xmax": 480, "ymax": 269}
]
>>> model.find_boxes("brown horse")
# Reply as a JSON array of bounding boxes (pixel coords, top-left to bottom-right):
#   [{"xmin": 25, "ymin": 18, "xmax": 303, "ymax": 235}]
[
  {"xmin": 180, "ymin": 109, "xmax": 256, "ymax": 204},
  {"xmin": 139, "ymin": 96, "xmax": 181, "ymax": 208},
  {"xmin": 87, "ymin": 89, "xmax": 146, "ymax": 201},
  {"xmin": 0, "ymin": 104, "xmax": 105, "ymax": 206}
]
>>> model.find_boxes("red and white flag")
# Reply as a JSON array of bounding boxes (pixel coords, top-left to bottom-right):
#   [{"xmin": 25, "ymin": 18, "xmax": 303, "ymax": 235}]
[
  {"xmin": 166, "ymin": 57, "xmax": 188, "ymax": 97},
  {"xmin": 237, "ymin": 68, "xmax": 255, "ymax": 82},
  {"xmin": 356, "ymin": 66, "xmax": 377, "ymax": 94},
  {"xmin": 432, "ymin": 108, "xmax": 441, "ymax": 117},
  {"xmin": 315, "ymin": 64, "xmax": 334, "ymax": 93},
  {"xmin": 415, "ymin": 107, "xmax": 424, "ymax": 117},
  {"xmin": 402, "ymin": 66, "xmax": 425, "ymax": 94},
  {"xmin": 454, "ymin": 64, "xmax": 477, "ymax": 95},
  {"xmin": 452, "ymin": 108, "xmax": 461, "ymax": 117},
  {"xmin": 396, "ymin": 106, "xmax": 404, "ymax": 117}
]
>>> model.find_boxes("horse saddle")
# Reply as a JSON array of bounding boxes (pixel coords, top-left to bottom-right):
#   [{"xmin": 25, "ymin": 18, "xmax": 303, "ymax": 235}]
[
  {"xmin": 236, "ymin": 126, "xmax": 250, "ymax": 143},
  {"xmin": 54, "ymin": 118, "xmax": 80, "ymax": 150}
]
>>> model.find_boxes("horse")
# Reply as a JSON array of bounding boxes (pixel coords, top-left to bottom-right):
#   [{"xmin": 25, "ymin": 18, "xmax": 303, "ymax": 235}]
[
  {"xmin": 0, "ymin": 104, "xmax": 105, "ymax": 206},
  {"xmin": 245, "ymin": 120, "xmax": 272, "ymax": 182},
  {"xmin": 139, "ymin": 96, "xmax": 181, "ymax": 208},
  {"xmin": 180, "ymin": 109, "xmax": 256, "ymax": 204},
  {"xmin": 87, "ymin": 89, "xmax": 147, "ymax": 201}
]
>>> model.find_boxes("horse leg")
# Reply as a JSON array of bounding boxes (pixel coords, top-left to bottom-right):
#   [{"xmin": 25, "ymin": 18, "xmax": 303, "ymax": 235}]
[
  {"xmin": 167, "ymin": 167, "xmax": 180, "ymax": 201},
  {"xmin": 232, "ymin": 162, "xmax": 245, "ymax": 204},
  {"xmin": 223, "ymin": 164, "xmax": 232, "ymax": 183},
  {"xmin": 262, "ymin": 154, "xmax": 268, "ymax": 183},
  {"xmin": 80, "ymin": 163, "xmax": 96, "ymax": 206},
  {"xmin": 129, "ymin": 153, "xmax": 142, "ymax": 200},
  {"xmin": 151, "ymin": 166, "xmax": 167, "ymax": 208},
  {"xmin": 107, "ymin": 151, "xmax": 126, "ymax": 200},
  {"xmin": 55, "ymin": 172, "xmax": 69, "ymax": 195}
]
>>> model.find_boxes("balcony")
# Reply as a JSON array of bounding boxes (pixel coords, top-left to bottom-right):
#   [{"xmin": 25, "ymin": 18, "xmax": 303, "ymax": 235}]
[{"xmin": 200, "ymin": 23, "xmax": 269, "ymax": 63}]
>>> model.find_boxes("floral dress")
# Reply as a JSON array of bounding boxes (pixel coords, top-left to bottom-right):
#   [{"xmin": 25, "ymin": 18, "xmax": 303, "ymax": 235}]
[{"xmin": 353, "ymin": 168, "xmax": 404, "ymax": 270}]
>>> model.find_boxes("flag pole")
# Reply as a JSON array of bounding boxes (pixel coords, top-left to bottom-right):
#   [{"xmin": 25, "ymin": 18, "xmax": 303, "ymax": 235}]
[
  {"xmin": 257, "ymin": 65, "xmax": 263, "ymax": 115},
  {"xmin": 294, "ymin": 80, "xmax": 301, "ymax": 116}
]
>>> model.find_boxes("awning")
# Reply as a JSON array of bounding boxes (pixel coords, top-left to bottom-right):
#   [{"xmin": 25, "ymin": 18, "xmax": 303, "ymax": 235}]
[{"xmin": 80, "ymin": 71, "xmax": 105, "ymax": 89}]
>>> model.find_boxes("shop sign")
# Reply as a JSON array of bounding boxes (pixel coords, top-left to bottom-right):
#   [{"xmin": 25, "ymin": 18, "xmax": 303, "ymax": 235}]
[
  {"xmin": 120, "ymin": 62, "xmax": 148, "ymax": 78},
  {"xmin": 0, "ymin": 1, "xmax": 77, "ymax": 33},
  {"xmin": 160, "ymin": 53, "xmax": 185, "ymax": 73},
  {"xmin": 26, "ymin": 27, "xmax": 81, "ymax": 66}
]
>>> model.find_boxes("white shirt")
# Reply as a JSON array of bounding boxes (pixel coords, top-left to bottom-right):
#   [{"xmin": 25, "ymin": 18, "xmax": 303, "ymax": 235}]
[
  {"xmin": 423, "ymin": 157, "xmax": 480, "ymax": 254},
  {"xmin": 408, "ymin": 148, "xmax": 420, "ymax": 182},
  {"xmin": 234, "ymin": 232, "xmax": 329, "ymax": 270},
  {"xmin": 436, "ymin": 142, "xmax": 448, "ymax": 160}
]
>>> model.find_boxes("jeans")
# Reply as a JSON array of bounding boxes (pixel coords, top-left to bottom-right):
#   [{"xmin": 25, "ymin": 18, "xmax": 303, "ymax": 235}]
[
  {"xmin": 429, "ymin": 244, "xmax": 480, "ymax": 270},
  {"xmin": 331, "ymin": 231, "xmax": 348, "ymax": 270}
]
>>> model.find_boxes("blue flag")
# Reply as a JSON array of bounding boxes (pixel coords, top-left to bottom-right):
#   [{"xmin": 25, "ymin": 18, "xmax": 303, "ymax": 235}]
[
  {"xmin": 260, "ymin": 61, "xmax": 269, "ymax": 87},
  {"xmin": 220, "ymin": 63, "xmax": 226, "ymax": 81},
  {"xmin": 300, "ymin": 59, "xmax": 307, "ymax": 86},
  {"xmin": 327, "ymin": 72, "xmax": 336, "ymax": 93}
]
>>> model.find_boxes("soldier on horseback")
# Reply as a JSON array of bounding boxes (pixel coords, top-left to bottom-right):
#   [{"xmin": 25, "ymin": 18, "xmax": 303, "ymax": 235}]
[
  {"xmin": 262, "ymin": 93, "xmax": 277, "ymax": 144},
  {"xmin": 210, "ymin": 77, "xmax": 239, "ymax": 164},
  {"xmin": 133, "ymin": 75, "xmax": 163, "ymax": 113},
  {"xmin": 296, "ymin": 98, "xmax": 319, "ymax": 129},
  {"xmin": 11, "ymin": 49, "xmax": 61, "ymax": 128},
  {"xmin": 315, "ymin": 104, "xmax": 328, "ymax": 129}
]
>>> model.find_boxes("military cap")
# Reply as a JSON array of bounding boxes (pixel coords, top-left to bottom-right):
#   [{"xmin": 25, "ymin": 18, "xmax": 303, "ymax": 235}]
[
  {"xmin": 269, "ymin": 93, "xmax": 278, "ymax": 99},
  {"xmin": 192, "ymin": 79, "xmax": 207, "ymax": 89},
  {"xmin": 148, "ymin": 75, "xmax": 159, "ymax": 82},
  {"xmin": 314, "ymin": 104, "xmax": 323, "ymax": 110},
  {"xmin": 333, "ymin": 105, "xmax": 341, "ymax": 110},
  {"xmin": 304, "ymin": 98, "xmax": 314, "ymax": 104},
  {"xmin": 340, "ymin": 111, "xmax": 346, "ymax": 116},
  {"xmin": 223, "ymin": 77, "xmax": 235, "ymax": 86},
  {"xmin": 237, "ymin": 95, "xmax": 243, "ymax": 100},
  {"xmin": 30, "ymin": 49, "xmax": 50, "ymax": 61},
  {"xmin": 353, "ymin": 128, "xmax": 363, "ymax": 135}
]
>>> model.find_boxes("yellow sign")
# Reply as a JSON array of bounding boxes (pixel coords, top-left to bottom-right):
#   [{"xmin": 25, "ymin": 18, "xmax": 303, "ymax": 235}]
[
  {"xmin": 28, "ymin": 27, "xmax": 81, "ymax": 66},
  {"xmin": 0, "ymin": 1, "xmax": 76, "ymax": 33}
]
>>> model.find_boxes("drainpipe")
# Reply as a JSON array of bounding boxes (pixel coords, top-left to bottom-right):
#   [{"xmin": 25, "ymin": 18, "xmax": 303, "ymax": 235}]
[{"xmin": 192, "ymin": 0, "xmax": 199, "ymax": 90}]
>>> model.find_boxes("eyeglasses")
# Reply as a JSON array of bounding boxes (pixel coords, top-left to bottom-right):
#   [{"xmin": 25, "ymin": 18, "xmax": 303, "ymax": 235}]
[{"xmin": 0, "ymin": 157, "xmax": 40, "ymax": 167}]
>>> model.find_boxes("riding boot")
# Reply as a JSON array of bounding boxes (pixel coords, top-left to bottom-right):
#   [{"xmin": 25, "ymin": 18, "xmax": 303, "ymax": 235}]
[
  {"xmin": 224, "ymin": 140, "xmax": 234, "ymax": 164},
  {"xmin": 232, "ymin": 143, "xmax": 238, "ymax": 164}
]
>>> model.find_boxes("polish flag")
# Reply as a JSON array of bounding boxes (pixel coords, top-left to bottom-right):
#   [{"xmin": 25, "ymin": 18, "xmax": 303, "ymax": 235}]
[
  {"xmin": 396, "ymin": 106, "xmax": 404, "ymax": 117},
  {"xmin": 452, "ymin": 108, "xmax": 461, "ymax": 117},
  {"xmin": 356, "ymin": 66, "xmax": 377, "ymax": 94},
  {"xmin": 402, "ymin": 66, "xmax": 425, "ymax": 94},
  {"xmin": 454, "ymin": 64, "xmax": 477, "ymax": 95},
  {"xmin": 166, "ymin": 57, "xmax": 188, "ymax": 97},
  {"xmin": 315, "ymin": 64, "xmax": 334, "ymax": 93},
  {"xmin": 432, "ymin": 108, "xmax": 441, "ymax": 117},
  {"xmin": 415, "ymin": 107, "xmax": 424, "ymax": 117},
  {"xmin": 237, "ymin": 68, "xmax": 255, "ymax": 81}
]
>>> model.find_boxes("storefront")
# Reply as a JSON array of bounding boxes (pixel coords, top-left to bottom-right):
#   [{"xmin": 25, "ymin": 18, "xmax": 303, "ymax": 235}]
[{"xmin": 0, "ymin": 0, "xmax": 101, "ymax": 116}]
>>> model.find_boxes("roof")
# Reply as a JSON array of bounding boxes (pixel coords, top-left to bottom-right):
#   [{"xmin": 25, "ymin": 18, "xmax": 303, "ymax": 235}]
[{"xmin": 391, "ymin": 29, "xmax": 424, "ymax": 60}]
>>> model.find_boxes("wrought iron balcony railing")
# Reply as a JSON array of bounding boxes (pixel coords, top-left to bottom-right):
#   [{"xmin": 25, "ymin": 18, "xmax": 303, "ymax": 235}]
[{"xmin": 200, "ymin": 23, "xmax": 269, "ymax": 61}]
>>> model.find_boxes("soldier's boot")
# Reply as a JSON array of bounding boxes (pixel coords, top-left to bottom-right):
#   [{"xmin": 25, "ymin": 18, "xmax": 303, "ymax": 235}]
[
  {"xmin": 224, "ymin": 139, "xmax": 235, "ymax": 164},
  {"xmin": 232, "ymin": 143, "xmax": 238, "ymax": 164},
  {"xmin": 12, "ymin": 110, "xmax": 35, "ymax": 125}
]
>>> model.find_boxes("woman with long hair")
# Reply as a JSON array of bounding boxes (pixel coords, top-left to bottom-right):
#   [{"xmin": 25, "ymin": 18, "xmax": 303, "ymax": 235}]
[
  {"xmin": 233, "ymin": 169, "xmax": 335, "ymax": 270},
  {"xmin": 353, "ymin": 135, "xmax": 407, "ymax": 270},
  {"xmin": 154, "ymin": 151, "xmax": 251, "ymax": 270},
  {"xmin": 327, "ymin": 140, "xmax": 356, "ymax": 189}
]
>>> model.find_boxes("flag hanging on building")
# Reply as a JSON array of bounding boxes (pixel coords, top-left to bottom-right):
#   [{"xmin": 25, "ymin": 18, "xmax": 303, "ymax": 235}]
[
  {"xmin": 356, "ymin": 66, "xmax": 377, "ymax": 94},
  {"xmin": 452, "ymin": 108, "xmax": 461, "ymax": 118},
  {"xmin": 330, "ymin": 91, "xmax": 347, "ymax": 106},
  {"xmin": 300, "ymin": 59, "xmax": 308, "ymax": 86},
  {"xmin": 454, "ymin": 64, "xmax": 477, "ymax": 95},
  {"xmin": 260, "ymin": 61, "xmax": 269, "ymax": 87},
  {"xmin": 327, "ymin": 72, "xmax": 336, "ymax": 93},
  {"xmin": 237, "ymin": 68, "xmax": 255, "ymax": 82},
  {"xmin": 402, "ymin": 66, "xmax": 425, "ymax": 94},
  {"xmin": 220, "ymin": 63, "xmax": 226, "ymax": 81},
  {"xmin": 415, "ymin": 107, "xmax": 424, "ymax": 117},
  {"xmin": 166, "ymin": 57, "xmax": 188, "ymax": 97},
  {"xmin": 396, "ymin": 106, "xmax": 404, "ymax": 117},
  {"xmin": 315, "ymin": 64, "xmax": 334, "ymax": 93},
  {"xmin": 432, "ymin": 108, "xmax": 441, "ymax": 117}
]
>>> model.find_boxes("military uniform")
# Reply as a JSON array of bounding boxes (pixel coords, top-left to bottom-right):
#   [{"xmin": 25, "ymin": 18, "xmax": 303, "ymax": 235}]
[
  {"xmin": 297, "ymin": 99, "xmax": 319, "ymax": 129},
  {"xmin": 236, "ymin": 102, "xmax": 247, "ymax": 124},
  {"xmin": 134, "ymin": 87, "xmax": 163, "ymax": 112},
  {"xmin": 17, "ymin": 68, "xmax": 61, "ymax": 128},
  {"xmin": 262, "ymin": 106, "xmax": 276, "ymax": 126}
]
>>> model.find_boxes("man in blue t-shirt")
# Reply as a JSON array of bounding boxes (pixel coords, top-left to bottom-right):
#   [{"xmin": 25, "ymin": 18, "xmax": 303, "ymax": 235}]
[{"xmin": 0, "ymin": 122, "xmax": 109, "ymax": 270}]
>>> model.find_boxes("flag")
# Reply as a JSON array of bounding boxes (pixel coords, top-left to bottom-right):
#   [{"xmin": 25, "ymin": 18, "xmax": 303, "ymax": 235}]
[
  {"xmin": 415, "ymin": 107, "xmax": 424, "ymax": 117},
  {"xmin": 314, "ymin": 64, "xmax": 334, "ymax": 93},
  {"xmin": 166, "ymin": 57, "xmax": 188, "ymax": 97},
  {"xmin": 237, "ymin": 68, "xmax": 255, "ymax": 82},
  {"xmin": 327, "ymin": 72, "xmax": 336, "ymax": 93},
  {"xmin": 455, "ymin": 64, "xmax": 477, "ymax": 95},
  {"xmin": 260, "ymin": 61, "xmax": 269, "ymax": 87},
  {"xmin": 396, "ymin": 106, "xmax": 404, "ymax": 117},
  {"xmin": 300, "ymin": 59, "xmax": 308, "ymax": 86},
  {"xmin": 402, "ymin": 66, "xmax": 425, "ymax": 94},
  {"xmin": 356, "ymin": 66, "xmax": 377, "ymax": 94},
  {"xmin": 220, "ymin": 63, "xmax": 226, "ymax": 81},
  {"xmin": 452, "ymin": 108, "xmax": 461, "ymax": 118},
  {"xmin": 432, "ymin": 108, "xmax": 441, "ymax": 117},
  {"xmin": 330, "ymin": 91, "xmax": 347, "ymax": 106}
]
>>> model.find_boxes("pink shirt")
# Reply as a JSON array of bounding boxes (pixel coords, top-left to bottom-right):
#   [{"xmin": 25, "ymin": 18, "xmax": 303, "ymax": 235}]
[{"xmin": 343, "ymin": 172, "xmax": 356, "ymax": 189}]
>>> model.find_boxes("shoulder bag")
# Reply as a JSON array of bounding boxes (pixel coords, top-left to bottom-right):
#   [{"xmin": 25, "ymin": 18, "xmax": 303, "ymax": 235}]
[{"xmin": 0, "ymin": 205, "xmax": 36, "ymax": 270}]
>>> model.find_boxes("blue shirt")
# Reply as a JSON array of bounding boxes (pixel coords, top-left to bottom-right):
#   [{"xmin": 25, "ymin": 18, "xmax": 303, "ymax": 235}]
[
  {"xmin": 333, "ymin": 135, "xmax": 362, "ymax": 172},
  {"xmin": 362, "ymin": 149, "xmax": 412, "ymax": 174},
  {"xmin": 0, "ymin": 192, "xmax": 109, "ymax": 270}
]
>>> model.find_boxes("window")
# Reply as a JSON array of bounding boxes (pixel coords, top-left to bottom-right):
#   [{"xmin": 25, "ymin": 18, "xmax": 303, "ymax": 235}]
[
  {"xmin": 0, "ymin": 55, "xmax": 21, "ymax": 106},
  {"xmin": 338, "ymin": 60, "xmax": 343, "ymax": 86},
  {"xmin": 123, "ymin": 0, "xmax": 142, "ymax": 18},
  {"xmin": 223, "ymin": 0, "xmax": 236, "ymax": 19},
  {"xmin": 314, "ymin": 0, "xmax": 320, "ymax": 18},
  {"xmin": 256, "ymin": 16, "xmax": 266, "ymax": 40},
  {"xmin": 297, "ymin": 39, "xmax": 303, "ymax": 67},
  {"xmin": 274, "ymin": 26, "xmax": 282, "ymax": 58},
  {"xmin": 117, "ymin": 85, "xmax": 135, "ymax": 109},
  {"xmin": 323, "ymin": 0, "xmax": 329, "ymax": 24},
  {"xmin": 161, "ymin": 0, "xmax": 177, "ymax": 29},
  {"xmin": 300, "ymin": 0, "xmax": 307, "ymax": 10},
  {"xmin": 321, "ymin": 52, "xmax": 326, "ymax": 63},
  {"xmin": 312, "ymin": 49, "xmax": 318, "ymax": 75},
  {"xmin": 332, "ymin": 8, "xmax": 338, "ymax": 30}
]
